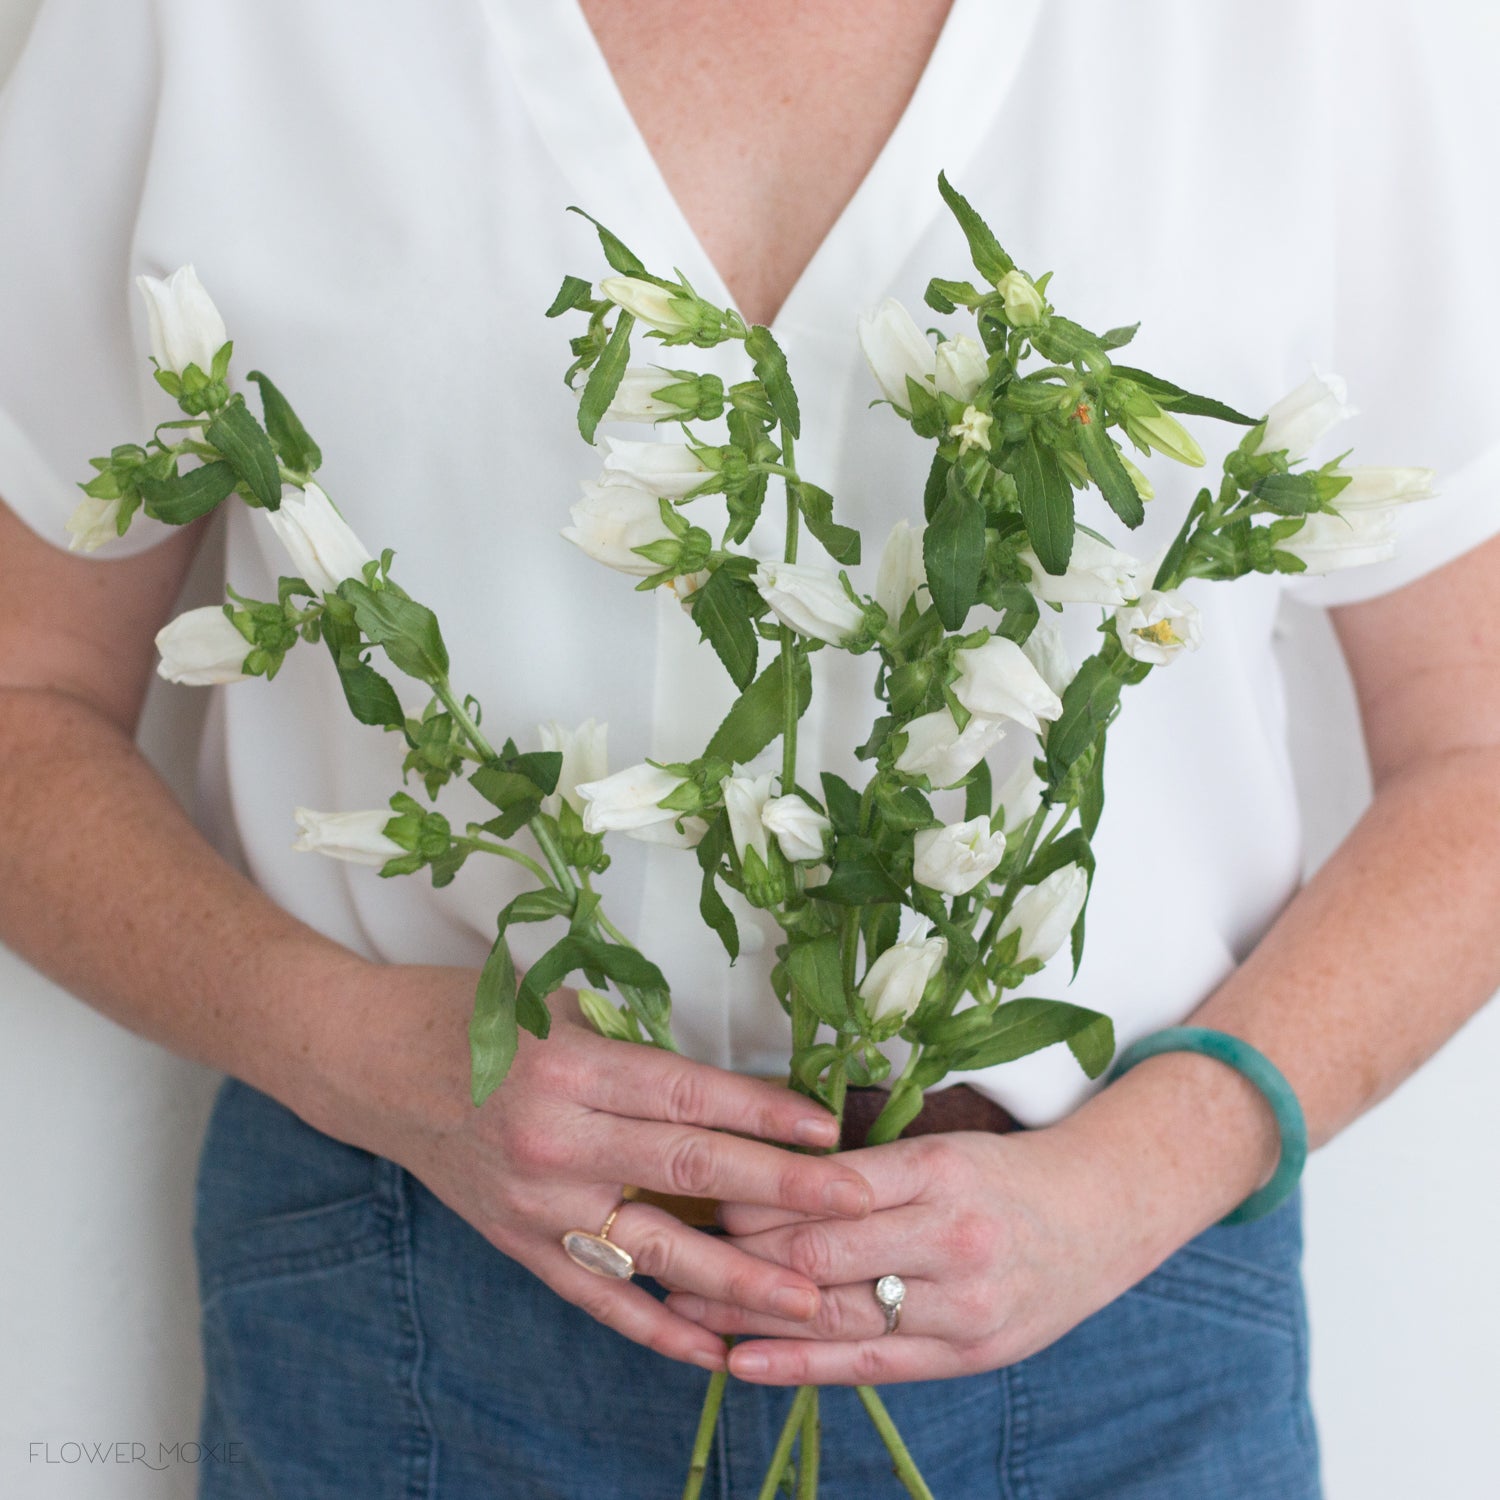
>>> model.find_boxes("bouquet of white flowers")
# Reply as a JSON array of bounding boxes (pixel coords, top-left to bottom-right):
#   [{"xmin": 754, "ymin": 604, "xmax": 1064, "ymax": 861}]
[{"xmin": 75, "ymin": 176, "xmax": 1429, "ymax": 1497}]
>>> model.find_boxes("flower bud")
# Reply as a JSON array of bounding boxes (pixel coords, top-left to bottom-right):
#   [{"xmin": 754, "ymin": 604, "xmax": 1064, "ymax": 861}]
[
  {"xmin": 859, "ymin": 931, "xmax": 948, "ymax": 1023},
  {"xmin": 1019, "ymin": 532, "xmax": 1141, "ymax": 606},
  {"xmin": 932, "ymin": 335, "xmax": 988, "ymax": 401},
  {"xmin": 136, "ymin": 265, "xmax": 228, "ymax": 377},
  {"xmin": 913, "ymin": 816, "xmax": 1006, "ymax": 896},
  {"xmin": 895, "ymin": 707, "xmax": 1007, "ymax": 788},
  {"xmin": 951, "ymin": 635, "xmax": 1064, "ymax": 733},
  {"xmin": 155, "ymin": 606, "xmax": 252, "ymax": 685},
  {"xmin": 594, "ymin": 368, "xmax": 724, "ymax": 424},
  {"xmin": 562, "ymin": 482, "xmax": 676, "ymax": 576},
  {"xmin": 753, "ymin": 561, "xmax": 867, "ymax": 646},
  {"xmin": 263, "ymin": 482, "xmax": 375, "ymax": 596},
  {"xmin": 1113, "ymin": 589, "xmax": 1203, "ymax": 665},
  {"xmin": 600, "ymin": 437, "xmax": 712, "ymax": 499},
  {"xmin": 1123, "ymin": 409, "xmax": 1206, "ymax": 468},
  {"xmin": 1256, "ymin": 370, "xmax": 1355, "ymax": 460},
  {"xmin": 538, "ymin": 719, "xmax": 609, "ymax": 817},
  {"xmin": 996, "ymin": 269, "xmax": 1045, "ymax": 327},
  {"xmin": 599, "ymin": 276, "xmax": 697, "ymax": 335},
  {"xmin": 292, "ymin": 808, "xmax": 405, "ymax": 868},
  {"xmin": 65, "ymin": 496, "xmax": 122, "ymax": 554},
  {"xmin": 857, "ymin": 298, "xmax": 936, "ymax": 410},
  {"xmin": 576, "ymin": 762, "xmax": 705, "ymax": 848},
  {"xmin": 874, "ymin": 519, "xmax": 929, "ymax": 624},
  {"xmin": 723, "ymin": 772, "xmax": 776, "ymax": 868},
  {"xmin": 1330, "ymin": 466, "xmax": 1435, "ymax": 509},
  {"xmin": 761, "ymin": 794, "xmax": 832, "ymax": 864},
  {"xmin": 998, "ymin": 864, "xmax": 1088, "ymax": 967}
]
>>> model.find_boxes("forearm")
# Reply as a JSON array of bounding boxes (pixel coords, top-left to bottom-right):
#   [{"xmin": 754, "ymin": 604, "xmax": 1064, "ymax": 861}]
[
  {"xmin": 1055, "ymin": 745, "xmax": 1500, "ymax": 1276},
  {"xmin": 0, "ymin": 685, "xmax": 378, "ymax": 1119}
]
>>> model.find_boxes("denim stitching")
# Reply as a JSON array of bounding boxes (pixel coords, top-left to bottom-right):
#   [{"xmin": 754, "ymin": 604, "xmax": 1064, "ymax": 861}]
[
  {"xmin": 384, "ymin": 1162, "xmax": 439, "ymax": 1500},
  {"xmin": 1001, "ymin": 1360, "xmax": 1038, "ymax": 1500},
  {"xmin": 1124, "ymin": 1275, "xmax": 1299, "ymax": 1341}
]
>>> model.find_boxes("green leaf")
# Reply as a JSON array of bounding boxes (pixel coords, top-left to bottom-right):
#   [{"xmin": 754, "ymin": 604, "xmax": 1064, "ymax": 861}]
[
  {"xmin": 578, "ymin": 311, "xmax": 633, "ymax": 444},
  {"xmin": 1152, "ymin": 488, "xmax": 1212, "ymax": 590},
  {"xmin": 964, "ymin": 759, "xmax": 993, "ymax": 824},
  {"xmin": 945, "ymin": 998, "xmax": 1111, "ymax": 1072},
  {"xmin": 695, "ymin": 815, "xmax": 740, "ymax": 961},
  {"xmin": 516, "ymin": 935, "xmax": 669, "ymax": 1014},
  {"xmin": 1045, "ymin": 655, "xmax": 1123, "ymax": 781},
  {"xmin": 705, "ymin": 651, "xmax": 812, "ymax": 766},
  {"xmin": 1099, "ymin": 323, "xmax": 1140, "ymax": 351},
  {"xmin": 511, "ymin": 750, "xmax": 563, "ymax": 797},
  {"xmin": 470, "ymin": 766, "xmax": 545, "ymax": 838},
  {"xmin": 1066, "ymin": 1011, "xmax": 1116, "ymax": 1079},
  {"xmin": 786, "ymin": 935, "xmax": 851, "ymax": 1029},
  {"xmin": 820, "ymin": 773, "xmax": 862, "ymax": 836},
  {"xmin": 139, "ymin": 460, "xmax": 239, "ymax": 525},
  {"xmin": 1014, "ymin": 432, "xmax": 1075, "ymax": 576},
  {"xmin": 924, "ymin": 481, "xmax": 986, "ymax": 631},
  {"xmin": 338, "ymin": 580, "xmax": 450, "ymax": 685},
  {"xmin": 469, "ymin": 933, "xmax": 520, "ymax": 1106},
  {"xmin": 816, "ymin": 849, "xmax": 907, "ymax": 906},
  {"xmin": 1079, "ymin": 739, "xmax": 1106, "ymax": 840},
  {"xmin": 499, "ymin": 888, "xmax": 574, "ymax": 926},
  {"xmin": 577, "ymin": 989, "xmax": 642, "ymax": 1043},
  {"xmin": 1253, "ymin": 472, "xmax": 1322, "ymax": 516},
  {"xmin": 689, "ymin": 567, "xmax": 759, "ymax": 691},
  {"xmin": 936, "ymin": 171, "xmax": 1013, "ymax": 284},
  {"xmin": 744, "ymin": 324, "xmax": 800, "ymax": 439},
  {"xmin": 334, "ymin": 655, "xmax": 404, "ymax": 728},
  {"xmin": 205, "ymin": 395, "xmax": 281, "ymax": 508},
  {"xmin": 545, "ymin": 274, "xmax": 594, "ymax": 318},
  {"xmin": 247, "ymin": 371, "xmax": 322, "ymax": 475},
  {"xmin": 1076, "ymin": 411, "xmax": 1144, "ymax": 529},
  {"xmin": 796, "ymin": 483, "xmax": 860, "ymax": 566},
  {"xmin": 567, "ymin": 206, "xmax": 647, "ymax": 276},
  {"xmin": 1022, "ymin": 829, "xmax": 1095, "ymax": 887},
  {"xmin": 1109, "ymin": 366, "xmax": 1258, "ymax": 426},
  {"xmin": 923, "ymin": 452, "xmax": 951, "ymax": 523}
]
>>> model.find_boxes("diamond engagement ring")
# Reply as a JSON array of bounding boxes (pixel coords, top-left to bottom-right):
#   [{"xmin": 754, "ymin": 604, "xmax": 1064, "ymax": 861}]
[
  {"xmin": 874, "ymin": 1273, "xmax": 906, "ymax": 1334},
  {"xmin": 561, "ymin": 1188, "xmax": 639, "ymax": 1280}
]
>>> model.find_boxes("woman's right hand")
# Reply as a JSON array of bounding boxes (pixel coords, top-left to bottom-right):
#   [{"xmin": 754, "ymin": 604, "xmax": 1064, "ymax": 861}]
[{"xmin": 296, "ymin": 961, "xmax": 872, "ymax": 1371}]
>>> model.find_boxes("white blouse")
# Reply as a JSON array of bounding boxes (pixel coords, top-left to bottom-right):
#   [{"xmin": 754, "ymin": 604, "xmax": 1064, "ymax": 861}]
[{"xmin": 2, "ymin": 0, "xmax": 1497, "ymax": 1123}]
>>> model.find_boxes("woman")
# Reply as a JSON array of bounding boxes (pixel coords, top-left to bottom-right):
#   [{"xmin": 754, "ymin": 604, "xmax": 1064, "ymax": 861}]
[{"xmin": 1, "ymin": 0, "xmax": 1497, "ymax": 1495}]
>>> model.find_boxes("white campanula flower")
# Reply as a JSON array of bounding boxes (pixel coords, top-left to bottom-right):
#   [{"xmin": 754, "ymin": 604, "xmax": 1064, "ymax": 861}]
[
  {"xmin": 263, "ymin": 483, "xmax": 375, "ymax": 596},
  {"xmin": 592, "ymin": 367, "xmax": 685, "ymax": 424},
  {"xmin": 761, "ymin": 794, "xmax": 832, "ymax": 864},
  {"xmin": 1331, "ymin": 466, "xmax": 1436, "ymax": 510},
  {"xmin": 859, "ymin": 931, "xmax": 948, "ymax": 1023},
  {"xmin": 857, "ymin": 298, "xmax": 936, "ymax": 410},
  {"xmin": 599, "ymin": 437, "xmax": 712, "ymax": 499},
  {"xmin": 561, "ymin": 481, "xmax": 675, "ymax": 577},
  {"xmin": 913, "ymin": 816, "xmax": 1007, "ymax": 896},
  {"xmin": 538, "ymin": 719, "xmax": 609, "ymax": 817},
  {"xmin": 948, "ymin": 405, "xmax": 993, "ymax": 455},
  {"xmin": 723, "ymin": 772, "xmax": 776, "ymax": 868},
  {"xmin": 933, "ymin": 335, "xmax": 988, "ymax": 401},
  {"xmin": 1256, "ymin": 370, "xmax": 1356, "ymax": 460},
  {"xmin": 599, "ymin": 276, "xmax": 696, "ymax": 335},
  {"xmin": 951, "ymin": 635, "xmax": 1064, "ymax": 733},
  {"xmin": 1279, "ymin": 508, "xmax": 1398, "ymax": 574},
  {"xmin": 1113, "ymin": 589, "xmax": 1203, "ymax": 666},
  {"xmin": 895, "ymin": 707, "xmax": 1007, "ymax": 788},
  {"xmin": 154, "ymin": 606, "xmax": 252, "ymax": 686},
  {"xmin": 292, "ymin": 808, "xmax": 405, "ymax": 868},
  {"xmin": 1020, "ymin": 617, "xmax": 1077, "ymax": 697},
  {"xmin": 1020, "ymin": 531, "xmax": 1141, "ymax": 606},
  {"xmin": 874, "ymin": 518, "xmax": 929, "ymax": 624},
  {"xmin": 994, "ymin": 756, "xmax": 1046, "ymax": 835},
  {"xmin": 998, "ymin": 864, "xmax": 1089, "ymax": 967},
  {"xmin": 576, "ymin": 762, "xmax": 704, "ymax": 848},
  {"xmin": 65, "ymin": 495, "xmax": 122, "ymax": 554},
  {"xmin": 136, "ymin": 265, "xmax": 228, "ymax": 377},
  {"xmin": 996, "ymin": 269, "xmax": 1045, "ymax": 327},
  {"xmin": 753, "ymin": 560, "xmax": 866, "ymax": 645}
]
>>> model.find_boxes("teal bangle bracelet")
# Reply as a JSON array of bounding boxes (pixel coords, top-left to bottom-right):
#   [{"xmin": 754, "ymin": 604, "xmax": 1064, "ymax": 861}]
[{"xmin": 1106, "ymin": 1026, "xmax": 1308, "ymax": 1226}]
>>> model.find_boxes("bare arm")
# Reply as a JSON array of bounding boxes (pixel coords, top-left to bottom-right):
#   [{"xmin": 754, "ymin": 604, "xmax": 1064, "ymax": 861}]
[{"xmin": 0, "ymin": 499, "xmax": 877, "ymax": 1370}]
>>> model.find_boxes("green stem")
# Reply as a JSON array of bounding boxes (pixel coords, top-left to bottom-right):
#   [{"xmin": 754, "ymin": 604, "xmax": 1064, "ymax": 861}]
[
  {"xmin": 855, "ymin": 1386, "xmax": 935, "ymax": 1500},
  {"xmin": 458, "ymin": 834, "xmax": 553, "ymax": 886},
  {"xmin": 680, "ymin": 1363, "xmax": 729, "ymax": 1500},
  {"xmin": 432, "ymin": 677, "xmax": 499, "ymax": 763},
  {"xmin": 756, "ymin": 1386, "xmax": 814, "ymax": 1500},
  {"xmin": 797, "ymin": 1387, "xmax": 820, "ymax": 1500}
]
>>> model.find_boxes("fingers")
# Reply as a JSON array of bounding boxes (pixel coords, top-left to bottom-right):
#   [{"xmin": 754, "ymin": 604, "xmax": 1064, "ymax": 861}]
[
  {"xmin": 574, "ymin": 1040, "xmax": 840, "ymax": 1148},
  {"xmin": 668, "ymin": 1274, "xmax": 937, "ymax": 1343},
  {"xmin": 726, "ymin": 1333, "xmax": 966, "ymax": 1387},
  {"xmin": 589, "ymin": 1117, "xmax": 873, "ymax": 1219},
  {"xmin": 726, "ymin": 1205, "xmax": 935, "ymax": 1289}
]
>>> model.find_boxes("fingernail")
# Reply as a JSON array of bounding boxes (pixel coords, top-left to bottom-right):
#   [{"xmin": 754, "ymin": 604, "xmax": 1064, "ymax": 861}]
[
  {"xmin": 824, "ymin": 1179, "xmax": 869, "ymax": 1217},
  {"xmin": 773, "ymin": 1286, "xmax": 818, "ymax": 1321},
  {"xmin": 672, "ymin": 1295, "xmax": 706, "ymax": 1320},
  {"xmin": 689, "ymin": 1348, "xmax": 725, "ymax": 1372},
  {"xmin": 793, "ymin": 1115, "xmax": 838, "ymax": 1146},
  {"xmin": 731, "ymin": 1350, "xmax": 769, "ymax": 1376}
]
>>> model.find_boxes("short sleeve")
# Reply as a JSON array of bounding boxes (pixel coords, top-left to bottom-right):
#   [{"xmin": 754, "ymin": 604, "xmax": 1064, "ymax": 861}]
[
  {"xmin": 1281, "ymin": 1, "xmax": 1500, "ymax": 608},
  {"xmin": 0, "ymin": 0, "xmax": 177, "ymax": 557}
]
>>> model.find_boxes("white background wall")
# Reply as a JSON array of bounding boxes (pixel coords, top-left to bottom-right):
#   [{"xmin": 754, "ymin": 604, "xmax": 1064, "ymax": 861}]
[{"xmin": 2, "ymin": 3, "xmax": 1497, "ymax": 1496}]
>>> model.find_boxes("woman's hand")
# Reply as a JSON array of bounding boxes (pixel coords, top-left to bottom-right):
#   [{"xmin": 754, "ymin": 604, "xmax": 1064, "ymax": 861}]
[
  {"xmin": 665, "ymin": 1063, "xmax": 1278, "ymax": 1387},
  {"xmin": 298, "ymin": 962, "xmax": 873, "ymax": 1373}
]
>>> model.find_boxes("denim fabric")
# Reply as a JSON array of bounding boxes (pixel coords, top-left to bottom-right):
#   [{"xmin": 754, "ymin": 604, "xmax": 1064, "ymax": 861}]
[{"xmin": 194, "ymin": 1079, "xmax": 1321, "ymax": 1499}]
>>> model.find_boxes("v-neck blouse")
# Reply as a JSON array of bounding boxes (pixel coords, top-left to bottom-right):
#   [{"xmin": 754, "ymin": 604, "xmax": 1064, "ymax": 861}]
[{"xmin": 2, "ymin": 0, "xmax": 1497, "ymax": 1124}]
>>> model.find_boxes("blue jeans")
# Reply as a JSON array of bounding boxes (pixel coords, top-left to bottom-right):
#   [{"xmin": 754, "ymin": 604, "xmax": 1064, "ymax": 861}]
[{"xmin": 194, "ymin": 1079, "xmax": 1321, "ymax": 1499}]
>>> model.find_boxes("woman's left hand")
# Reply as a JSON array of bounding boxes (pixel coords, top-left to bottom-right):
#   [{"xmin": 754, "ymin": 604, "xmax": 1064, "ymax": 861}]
[{"xmin": 665, "ymin": 1125, "xmax": 1176, "ymax": 1386}]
